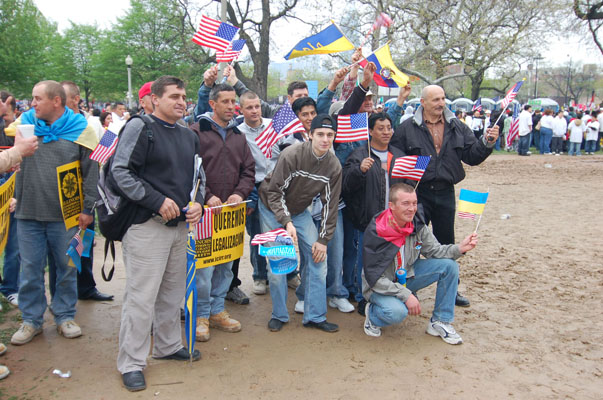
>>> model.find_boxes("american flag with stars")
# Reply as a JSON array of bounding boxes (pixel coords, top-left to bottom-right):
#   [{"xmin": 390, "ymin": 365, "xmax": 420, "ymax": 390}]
[
  {"xmin": 255, "ymin": 104, "xmax": 305, "ymax": 158},
  {"xmin": 194, "ymin": 211, "xmax": 214, "ymax": 240},
  {"xmin": 216, "ymin": 39, "xmax": 246, "ymax": 63},
  {"xmin": 192, "ymin": 15, "xmax": 239, "ymax": 53},
  {"xmin": 391, "ymin": 155, "xmax": 431, "ymax": 181},
  {"xmin": 500, "ymin": 80, "xmax": 524, "ymax": 109},
  {"xmin": 251, "ymin": 228, "xmax": 293, "ymax": 246},
  {"xmin": 335, "ymin": 113, "xmax": 369, "ymax": 143},
  {"xmin": 90, "ymin": 130, "xmax": 118, "ymax": 164}
]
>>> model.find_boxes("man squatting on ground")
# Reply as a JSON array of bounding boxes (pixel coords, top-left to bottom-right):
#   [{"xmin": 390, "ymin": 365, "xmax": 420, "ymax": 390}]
[{"xmin": 362, "ymin": 183, "xmax": 478, "ymax": 344}]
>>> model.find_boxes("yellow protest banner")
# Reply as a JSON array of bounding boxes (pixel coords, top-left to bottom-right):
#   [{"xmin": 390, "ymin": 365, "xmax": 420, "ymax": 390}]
[
  {"xmin": 0, "ymin": 173, "xmax": 16, "ymax": 255},
  {"xmin": 56, "ymin": 161, "xmax": 83, "ymax": 230},
  {"xmin": 195, "ymin": 203, "xmax": 246, "ymax": 269}
]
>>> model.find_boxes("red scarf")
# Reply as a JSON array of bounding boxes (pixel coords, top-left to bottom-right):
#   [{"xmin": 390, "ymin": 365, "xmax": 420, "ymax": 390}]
[{"xmin": 375, "ymin": 208, "xmax": 414, "ymax": 247}]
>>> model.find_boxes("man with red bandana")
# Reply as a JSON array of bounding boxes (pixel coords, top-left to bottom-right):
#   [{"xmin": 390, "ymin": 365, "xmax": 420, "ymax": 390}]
[{"xmin": 361, "ymin": 183, "xmax": 478, "ymax": 344}]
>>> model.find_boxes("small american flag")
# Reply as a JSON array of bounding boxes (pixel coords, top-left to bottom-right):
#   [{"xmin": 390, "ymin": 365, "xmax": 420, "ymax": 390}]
[
  {"xmin": 472, "ymin": 98, "xmax": 482, "ymax": 112},
  {"xmin": 216, "ymin": 39, "xmax": 246, "ymax": 63},
  {"xmin": 391, "ymin": 155, "xmax": 431, "ymax": 181},
  {"xmin": 192, "ymin": 15, "xmax": 239, "ymax": 53},
  {"xmin": 457, "ymin": 211, "xmax": 476, "ymax": 220},
  {"xmin": 335, "ymin": 113, "xmax": 369, "ymax": 143},
  {"xmin": 194, "ymin": 211, "xmax": 214, "ymax": 240},
  {"xmin": 506, "ymin": 103, "xmax": 520, "ymax": 148},
  {"xmin": 500, "ymin": 80, "xmax": 524, "ymax": 109},
  {"xmin": 90, "ymin": 130, "xmax": 118, "ymax": 164},
  {"xmin": 256, "ymin": 104, "xmax": 304, "ymax": 158},
  {"xmin": 251, "ymin": 228, "xmax": 293, "ymax": 245},
  {"xmin": 70, "ymin": 232, "xmax": 84, "ymax": 256}
]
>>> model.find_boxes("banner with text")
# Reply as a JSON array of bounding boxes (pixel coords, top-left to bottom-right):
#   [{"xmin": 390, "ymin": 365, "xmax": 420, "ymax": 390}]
[
  {"xmin": 0, "ymin": 173, "xmax": 16, "ymax": 255},
  {"xmin": 56, "ymin": 161, "xmax": 84, "ymax": 230},
  {"xmin": 195, "ymin": 203, "xmax": 246, "ymax": 268}
]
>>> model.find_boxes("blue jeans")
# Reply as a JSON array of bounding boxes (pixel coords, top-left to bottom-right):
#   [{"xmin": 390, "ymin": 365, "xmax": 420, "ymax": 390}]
[
  {"xmin": 246, "ymin": 208, "xmax": 268, "ymax": 281},
  {"xmin": 518, "ymin": 134, "xmax": 530, "ymax": 155},
  {"xmin": 494, "ymin": 136, "xmax": 501, "ymax": 151},
  {"xmin": 0, "ymin": 212, "xmax": 20, "ymax": 297},
  {"xmin": 341, "ymin": 217, "xmax": 359, "ymax": 300},
  {"xmin": 532, "ymin": 129, "xmax": 540, "ymax": 152},
  {"xmin": 367, "ymin": 258, "xmax": 459, "ymax": 327},
  {"xmin": 17, "ymin": 220, "xmax": 77, "ymax": 328},
  {"xmin": 195, "ymin": 261, "xmax": 233, "ymax": 318},
  {"xmin": 539, "ymin": 127, "xmax": 553, "ymax": 154},
  {"xmin": 315, "ymin": 211, "xmax": 347, "ymax": 299},
  {"xmin": 568, "ymin": 142, "xmax": 582, "ymax": 156},
  {"xmin": 259, "ymin": 201, "xmax": 327, "ymax": 324},
  {"xmin": 354, "ymin": 230, "xmax": 365, "ymax": 302},
  {"xmin": 585, "ymin": 140, "xmax": 596, "ymax": 153}
]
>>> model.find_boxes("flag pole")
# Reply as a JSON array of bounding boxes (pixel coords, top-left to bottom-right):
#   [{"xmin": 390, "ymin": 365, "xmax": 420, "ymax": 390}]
[
  {"xmin": 348, "ymin": 41, "xmax": 391, "ymax": 68},
  {"xmin": 208, "ymin": 199, "xmax": 251, "ymax": 210},
  {"xmin": 473, "ymin": 187, "xmax": 489, "ymax": 234}
]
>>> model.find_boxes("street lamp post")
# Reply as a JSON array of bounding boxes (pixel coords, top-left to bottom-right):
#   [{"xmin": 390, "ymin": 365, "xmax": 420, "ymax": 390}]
[
  {"xmin": 125, "ymin": 55, "xmax": 133, "ymax": 109},
  {"xmin": 566, "ymin": 55, "xmax": 572, "ymax": 108}
]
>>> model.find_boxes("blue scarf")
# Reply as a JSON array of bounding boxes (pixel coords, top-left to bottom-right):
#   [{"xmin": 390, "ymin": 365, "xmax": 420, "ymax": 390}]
[{"xmin": 20, "ymin": 108, "xmax": 88, "ymax": 144}]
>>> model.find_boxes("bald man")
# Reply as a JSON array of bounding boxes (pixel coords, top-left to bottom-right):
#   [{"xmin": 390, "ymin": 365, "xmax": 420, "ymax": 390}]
[{"xmin": 390, "ymin": 85, "xmax": 498, "ymax": 307}]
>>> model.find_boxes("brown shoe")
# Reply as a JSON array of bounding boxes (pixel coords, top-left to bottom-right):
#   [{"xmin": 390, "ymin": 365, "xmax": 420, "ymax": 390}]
[
  {"xmin": 209, "ymin": 311, "xmax": 241, "ymax": 333},
  {"xmin": 195, "ymin": 318, "xmax": 210, "ymax": 342}
]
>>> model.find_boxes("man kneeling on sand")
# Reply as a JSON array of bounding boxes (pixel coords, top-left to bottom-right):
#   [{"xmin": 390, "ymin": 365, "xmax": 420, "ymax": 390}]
[{"xmin": 361, "ymin": 183, "xmax": 478, "ymax": 344}]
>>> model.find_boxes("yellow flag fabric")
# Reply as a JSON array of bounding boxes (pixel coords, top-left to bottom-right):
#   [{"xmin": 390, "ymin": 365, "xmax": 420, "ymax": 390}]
[
  {"xmin": 284, "ymin": 23, "xmax": 355, "ymax": 60},
  {"xmin": 360, "ymin": 43, "xmax": 409, "ymax": 88}
]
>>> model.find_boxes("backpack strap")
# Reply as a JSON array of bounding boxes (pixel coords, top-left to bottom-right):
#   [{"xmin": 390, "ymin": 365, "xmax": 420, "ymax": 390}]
[{"xmin": 101, "ymin": 239, "xmax": 116, "ymax": 282}]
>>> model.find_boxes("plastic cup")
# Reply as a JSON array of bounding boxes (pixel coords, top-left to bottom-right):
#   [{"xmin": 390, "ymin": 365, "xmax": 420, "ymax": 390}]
[
  {"xmin": 18, "ymin": 124, "xmax": 35, "ymax": 138},
  {"xmin": 396, "ymin": 268, "xmax": 406, "ymax": 286}
]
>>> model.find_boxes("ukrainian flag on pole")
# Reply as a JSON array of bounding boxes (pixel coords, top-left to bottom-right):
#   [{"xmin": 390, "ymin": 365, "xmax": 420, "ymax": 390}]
[
  {"xmin": 458, "ymin": 189, "xmax": 489, "ymax": 215},
  {"xmin": 284, "ymin": 22, "xmax": 355, "ymax": 60}
]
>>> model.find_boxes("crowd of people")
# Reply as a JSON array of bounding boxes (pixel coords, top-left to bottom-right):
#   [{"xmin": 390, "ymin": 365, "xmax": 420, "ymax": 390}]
[{"xmin": 13, "ymin": 47, "xmax": 601, "ymax": 392}]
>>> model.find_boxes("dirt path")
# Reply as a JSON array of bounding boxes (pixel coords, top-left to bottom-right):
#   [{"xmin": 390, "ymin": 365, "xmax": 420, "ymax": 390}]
[{"xmin": 1, "ymin": 154, "xmax": 602, "ymax": 399}]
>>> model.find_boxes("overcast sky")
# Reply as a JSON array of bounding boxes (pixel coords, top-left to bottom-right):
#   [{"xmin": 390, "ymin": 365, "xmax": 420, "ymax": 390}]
[{"xmin": 34, "ymin": 0, "xmax": 603, "ymax": 68}]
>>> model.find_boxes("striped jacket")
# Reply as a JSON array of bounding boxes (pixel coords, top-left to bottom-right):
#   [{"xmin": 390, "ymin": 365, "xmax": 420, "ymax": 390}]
[{"xmin": 259, "ymin": 140, "xmax": 341, "ymax": 246}]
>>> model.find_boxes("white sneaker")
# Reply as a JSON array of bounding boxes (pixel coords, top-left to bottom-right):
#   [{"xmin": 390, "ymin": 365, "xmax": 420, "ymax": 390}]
[
  {"xmin": 328, "ymin": 297, "xmax": 355, "ymax": 313},
  {"xmin": 294, "ymin": 300, "xmax": 304, "ymax": 314},
  {"xmin": 0, "ymin": 365, "xmax": 9, "ymax": 380},
  {"xmin": 252, "ymin": 280, "xmax": 267, "ymax": 295},
  {"xmin": 11, "ymin": 323, "xmax": 42, "ymax": 345},
  {"xmin": 6, "ymin": 294, "xmax": 17, "ymax": 307},
  {"xmin": 57, "ymin": 320, "xmax": 82, "ymax": 339},
  {"xmin": 426, "ymin": 319, "xmax": 463, "ymax": 345},
  {"xmin": 363, "ymin": 302, "xmax": 381, "ymax": 337}
]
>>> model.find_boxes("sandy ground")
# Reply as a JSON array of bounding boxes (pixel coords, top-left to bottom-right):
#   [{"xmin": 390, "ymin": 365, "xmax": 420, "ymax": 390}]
[{"xmin": 1, "ymin": 154, "xmax": 602, "ymax": 399}]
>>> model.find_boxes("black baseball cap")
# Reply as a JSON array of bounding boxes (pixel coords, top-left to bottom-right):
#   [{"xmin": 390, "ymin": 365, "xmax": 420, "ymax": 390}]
[{"xmin": 310, "ymin": 114, "xmax": 337, "ymax": 132}]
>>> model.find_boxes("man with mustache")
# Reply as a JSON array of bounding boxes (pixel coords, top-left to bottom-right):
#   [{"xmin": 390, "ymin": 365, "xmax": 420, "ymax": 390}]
[{"xmin": 390, "ymin": 85, "xmax": 498, "ymax": 307}]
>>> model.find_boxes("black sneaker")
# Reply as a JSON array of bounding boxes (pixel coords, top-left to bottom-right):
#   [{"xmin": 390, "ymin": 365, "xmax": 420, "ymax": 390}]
[
  {"xmin": 455, "ymin": 292, "xmax": 470, "ymax": 307},
  {"xmin": 268, "ymin": 318, "xmax": 286, "ymax": 332},
  {"xmin": 303, "ymin": 320, "xmax": 339, "ymax": 333},
  {"xmin": 122, "ymin": 371, "xmax": 146, "ymax": 392},
  {"xmin": 225, "ymin": 287, "xmax": 250, "ymax": 305},
  {"xmin": 154, "ymin": 347, "xmax": 201, "ymax": 361},
  {"xmin": 357, "ymin": 299, "xmax": 367, "ymax": 316}
]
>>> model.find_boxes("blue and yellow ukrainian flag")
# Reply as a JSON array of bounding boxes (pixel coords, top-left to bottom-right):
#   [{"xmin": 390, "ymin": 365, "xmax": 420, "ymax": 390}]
[
  {"xmin": 458, "ymin": 189, "xmax": 489, "ymax": 215},
  {"xmin": 360, "ymin": 43, "xmax": 409, "ymax": 88},
  {"xmin": 284, "ymin": 22, "xmax": 355, "ymax": 60}
]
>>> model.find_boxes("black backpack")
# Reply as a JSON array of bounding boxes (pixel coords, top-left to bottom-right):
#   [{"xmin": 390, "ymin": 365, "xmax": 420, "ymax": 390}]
[{"xmin": 95, "ymin": 115, "xmax": 154, "ymax": 280}]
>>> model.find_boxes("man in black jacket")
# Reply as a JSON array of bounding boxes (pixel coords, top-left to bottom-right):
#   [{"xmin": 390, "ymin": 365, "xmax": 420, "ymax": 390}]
[
  {"xmin": 390, "ymin": 85, "xmax": 498, "ymax": 307},
  {"xmin": 342, "ymin": 113, "xmax": 406, "ymax": 304}
]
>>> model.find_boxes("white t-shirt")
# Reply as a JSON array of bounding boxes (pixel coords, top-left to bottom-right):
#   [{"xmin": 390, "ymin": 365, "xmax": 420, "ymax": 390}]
[
  {"xmin": 597, "ymin": 112, "xmax": 603, "ymax": 132},
  {"xmin": 552, "ymin": 117, "xmax": 567, "ymax": 137},
  {"xmin": 540, "ymin": 115, "xmax": 555, "ymax": 129},
  {"xmin": 518, "ymin": 110, "xmax": 532, "ymax": 136},
  {"xmin": 586, "ymin": 120, "xmax": 600, "ymax": 141},
  {"xmin": 568, "ymin": 120, "xmax": 586, "ymax": 143}
]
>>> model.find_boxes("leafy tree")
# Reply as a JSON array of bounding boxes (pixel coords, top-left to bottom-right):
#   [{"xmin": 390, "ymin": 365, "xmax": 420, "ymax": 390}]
[{"xmin": 0, "ymin": 0, "xmax": 59, "ymax": 97}]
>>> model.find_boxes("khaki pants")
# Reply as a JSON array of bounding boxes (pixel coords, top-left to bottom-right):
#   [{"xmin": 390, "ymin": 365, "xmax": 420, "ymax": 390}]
[{"xmin": 117, "ymin": 218, "xmax": 187, "ymax": 374}]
